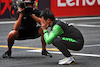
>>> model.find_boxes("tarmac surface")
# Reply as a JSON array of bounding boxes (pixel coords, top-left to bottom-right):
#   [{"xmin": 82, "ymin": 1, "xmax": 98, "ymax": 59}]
[{"xmin": 0, "ymin": 17, "xmax": 100, "ymax": 67}]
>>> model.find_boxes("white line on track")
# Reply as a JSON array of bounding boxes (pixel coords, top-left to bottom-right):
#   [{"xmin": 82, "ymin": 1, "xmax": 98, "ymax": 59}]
[
  {"xmin": 0, "ymin": 17, "xmax": 100, "ymax": 27},
  {"xmin": 84, "ymin": 44, "xmax": 100, "ymax": 47},
  {"xmin": 0, "ymin": 16, "xmax": 100, "ymax": 24},
  {"xmin": 27, "ymin": 44, "xmax": 100, "ymax": 57},
  {"xmin": 71, "ymin": 23, "xmax": 100, "ymax": 27},
  {"xmin": 59, "ymin": 17, "xmax": 100, "ymax": 21},
  {"xmin": 0, "ymin": 21, "xmax": 15, "ymax": 24},
  {"xmin": 27, "ymin": 49, "xmax": 100, "ymax": 57},
  {"xmin": 45, "ymin": 44, "xmax": 100, "ymax": 49}
]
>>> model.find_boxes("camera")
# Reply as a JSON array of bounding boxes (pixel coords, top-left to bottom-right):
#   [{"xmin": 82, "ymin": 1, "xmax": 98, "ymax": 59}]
[
  {"xmin": 22, "ymin": 7, "xmax": 33, "ymax": 16},
  {"xmin": 19, "ymin": 0, "xmax": 34, "ymax": 15},
  {"xmin": 10, "ymin": 0, "xmax": 35, "ymax": 18}
]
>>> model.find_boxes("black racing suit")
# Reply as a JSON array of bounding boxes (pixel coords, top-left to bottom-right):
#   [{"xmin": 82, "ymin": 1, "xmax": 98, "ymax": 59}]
[{"xmin": 43, "ymin": 20, "xmax": 84, "ymax": 57}]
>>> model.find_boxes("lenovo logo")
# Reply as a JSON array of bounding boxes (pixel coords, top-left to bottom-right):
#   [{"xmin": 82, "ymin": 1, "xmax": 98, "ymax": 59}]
[{"xmin": 58, "ymin": 0, "xmax": 100, "ymax": 7}]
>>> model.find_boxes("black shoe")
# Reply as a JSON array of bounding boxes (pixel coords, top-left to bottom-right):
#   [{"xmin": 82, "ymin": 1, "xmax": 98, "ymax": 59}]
[
  {"xmin": 42, "ymin": 49, "xmax": 52, "ymax": 57},
  {"xmin": 2, "ymin": 51, "xmax": 12, "ymax": 58}
]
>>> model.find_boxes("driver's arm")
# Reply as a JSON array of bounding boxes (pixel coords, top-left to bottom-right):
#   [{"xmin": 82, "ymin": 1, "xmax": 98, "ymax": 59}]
[{"xmin": 43, "ymin": 25, "xmax": 64, "ymax": 44}]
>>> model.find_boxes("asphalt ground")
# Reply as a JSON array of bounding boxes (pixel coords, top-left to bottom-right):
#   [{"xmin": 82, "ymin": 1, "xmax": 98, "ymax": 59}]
[{"xmin": 0, "ymin": 17, "xmax": 100, "ymax": 67}]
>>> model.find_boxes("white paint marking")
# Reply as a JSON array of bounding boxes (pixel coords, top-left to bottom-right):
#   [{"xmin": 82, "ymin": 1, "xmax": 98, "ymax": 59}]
[
  {"xmin": 72, "ymin": 53, "xmax": 100, "ymax": 57},
  {"xmin": 1, "ymin": 21, "xmax": 99, "ymax": 27},
  {"xmin": 72, "ymin": 23, "xmax": 100, "ymax": 27},
  {"xmin": 63, "ymin": 22, "xmax": 100, "ymax": 27},
  {"xmin": 0, "ymin": 17, "xmax": 100, "ymax": 24},
  {"xmin": 27, "ymin": 49, "xmax": 100, "ymax": 57},
  {"xmin": 0, "ymin": 21, "xmax": 15, "ymax": 24},
  {"xmin": 59, "ymin": 17, "xmax": 100, "ymax": 21},
  {"xmin": 84, "ymin": 44, "xmax": 100, "ymax": 47}
]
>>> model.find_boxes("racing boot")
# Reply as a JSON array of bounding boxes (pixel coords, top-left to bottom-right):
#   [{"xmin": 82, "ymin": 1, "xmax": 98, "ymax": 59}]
[
  {"xmin": 42, "ymin": 49, "xmax": 52, "ymax": 57},
  {"xmin": 2, "ymin": 51, "xmax": 12, "ymax": 58}
]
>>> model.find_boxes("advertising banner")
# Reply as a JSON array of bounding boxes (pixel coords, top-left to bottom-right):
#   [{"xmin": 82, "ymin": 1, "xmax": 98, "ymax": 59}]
[
  {"xmin": 38, "ymin": 0, "xmax": 50, "ymax": 10},
  {"xmin": 51, "ymin": 0, "xmax": 100, "ymax": 17},
  {"xmin": 0, "ymin": 0, "xmax": 12, "ymax": 18}
]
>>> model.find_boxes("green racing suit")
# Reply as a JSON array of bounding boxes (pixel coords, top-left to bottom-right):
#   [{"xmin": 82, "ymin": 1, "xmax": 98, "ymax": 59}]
[{"xmin": 43, "ymin": 20, "xmax": 84, "ymax": 57}]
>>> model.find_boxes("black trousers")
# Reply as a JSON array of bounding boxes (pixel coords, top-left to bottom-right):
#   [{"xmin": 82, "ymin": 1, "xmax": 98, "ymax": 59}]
[{"xmin": 52, "ymin": 37, "xmax": 84, "ymax": 57}]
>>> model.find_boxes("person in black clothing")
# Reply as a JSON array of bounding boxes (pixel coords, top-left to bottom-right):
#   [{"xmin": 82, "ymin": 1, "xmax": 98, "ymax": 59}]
[
  {"xmin": 2, "ymin": 0, "xmax": 52, "ymax": 58},
  {"xmin": 40, "ymin": 9, "xmax": 84, "ymax": 65}
]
